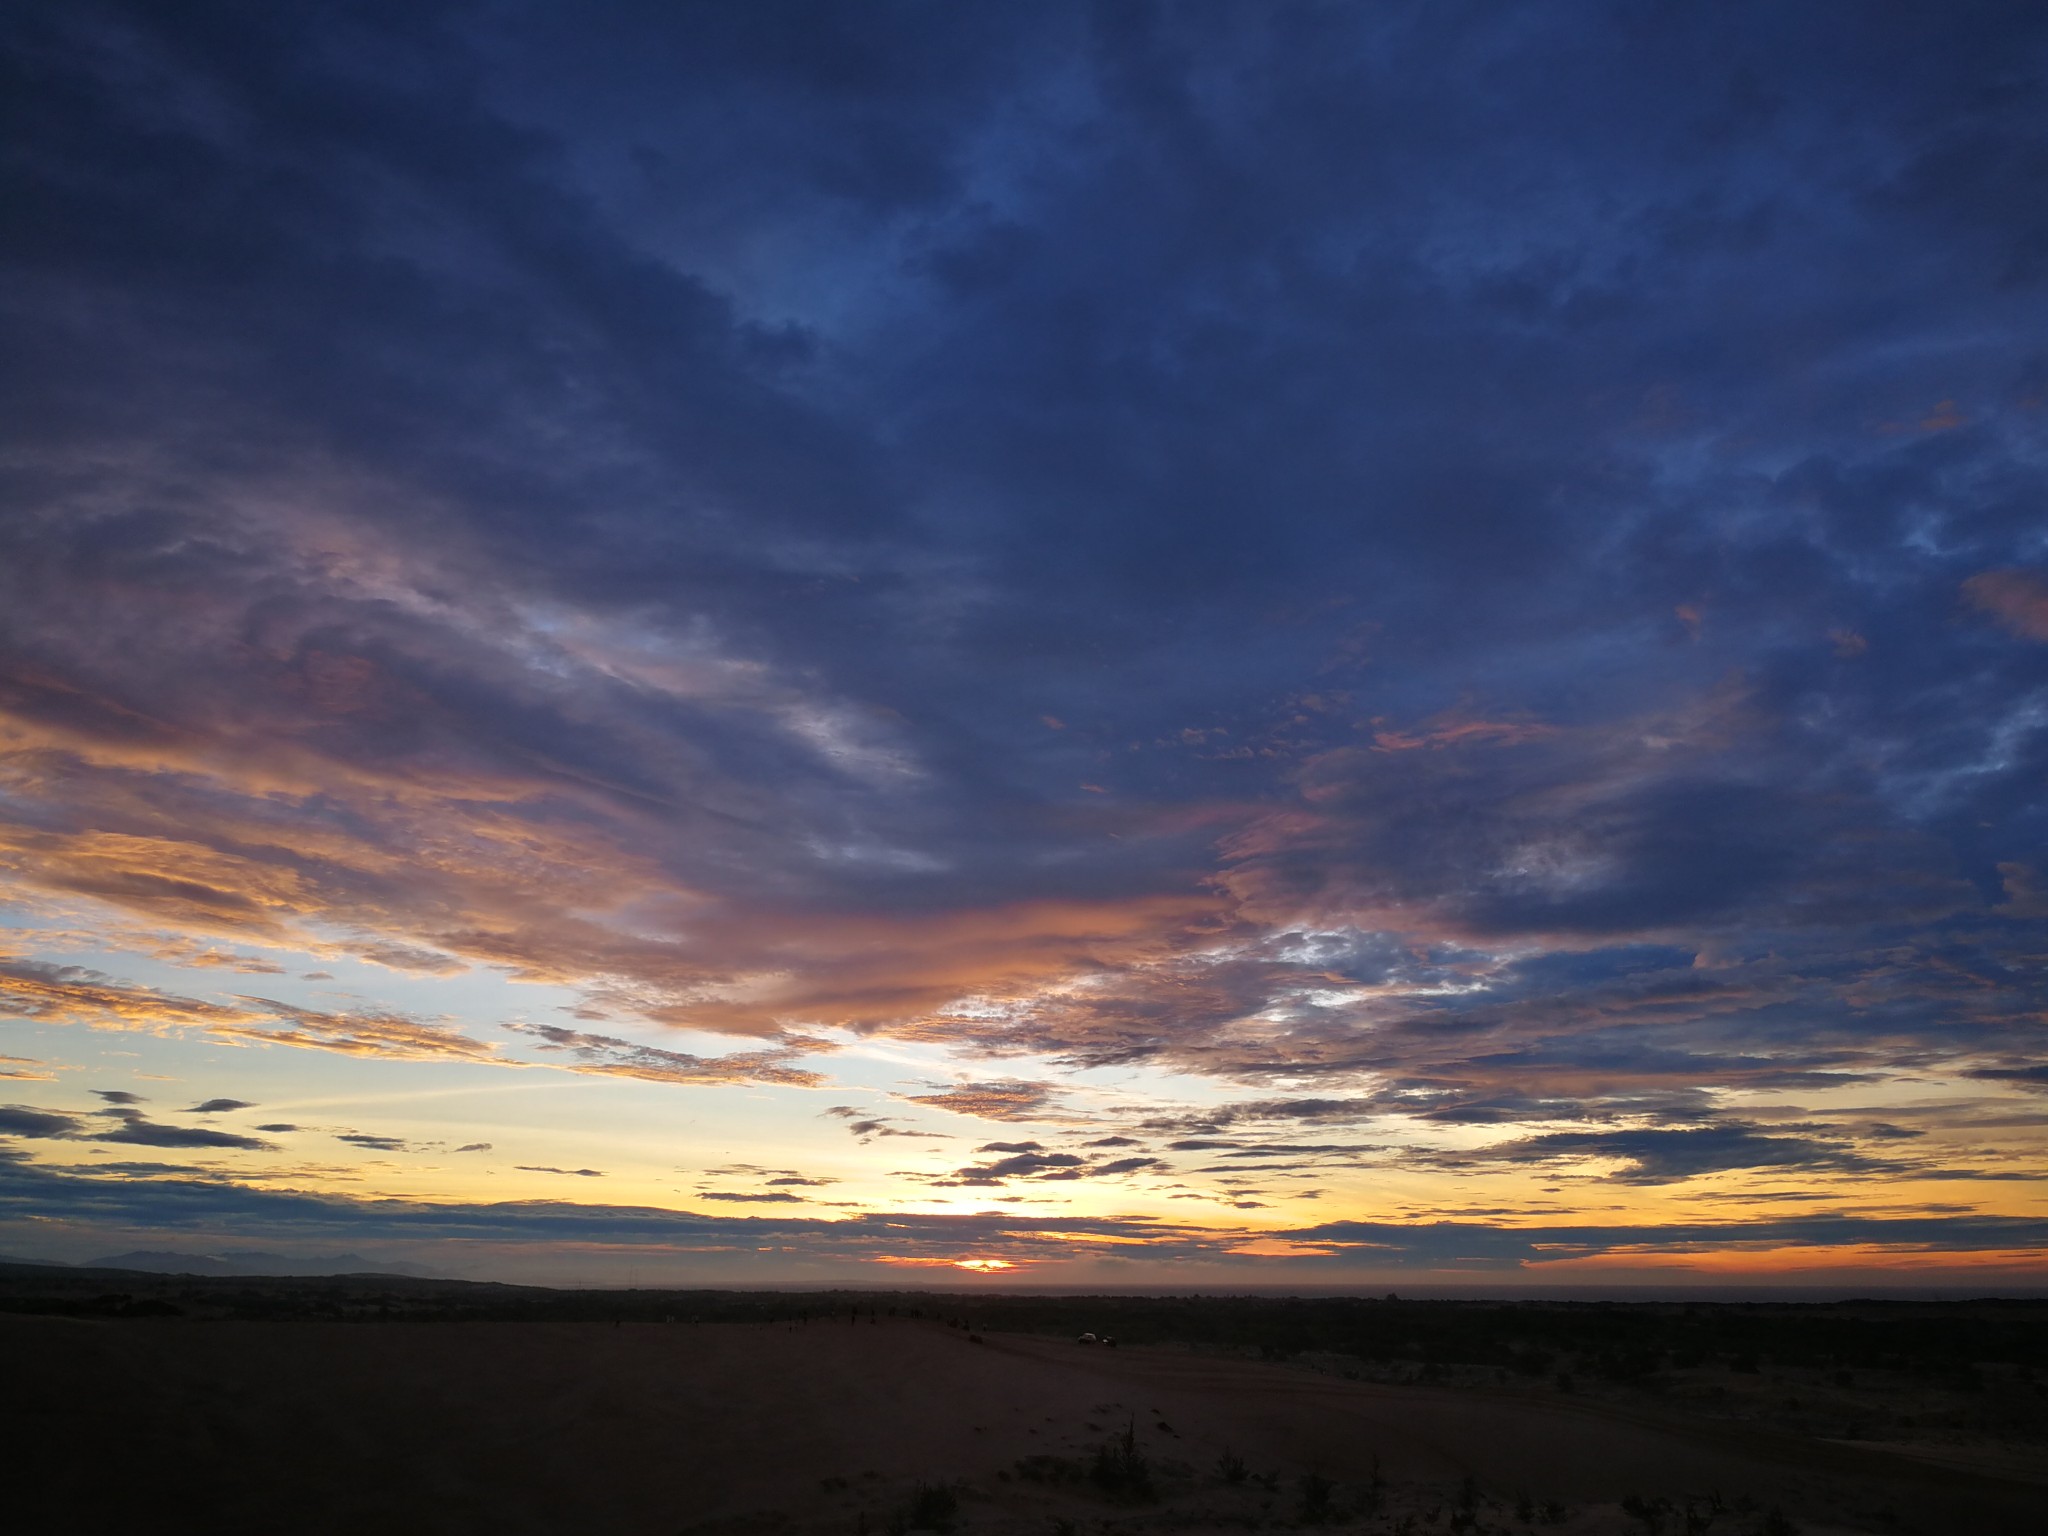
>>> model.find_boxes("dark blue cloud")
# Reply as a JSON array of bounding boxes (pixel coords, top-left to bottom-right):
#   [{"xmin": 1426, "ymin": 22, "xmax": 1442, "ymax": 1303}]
[
  {"xmin": 1465, "ymin": 1124, "xmax": 1894, "ymax": 1185},
  {"xmin": 335, "ymin": 1133, "xmax": 410, "ymax": 1153},
  {"xmin": 0, "ymin": 1105, "xmax": 83, "ymax": 1138},
  {"xmin": 91, "ymin": 1110, "xmax": 274, "ymax": 1152}
]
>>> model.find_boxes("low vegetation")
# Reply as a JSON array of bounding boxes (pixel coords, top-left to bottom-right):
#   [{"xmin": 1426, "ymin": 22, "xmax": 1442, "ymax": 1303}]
[{"xmin": 6, "ymin": 1262, "xmax": 2038, "ymax": 1534}]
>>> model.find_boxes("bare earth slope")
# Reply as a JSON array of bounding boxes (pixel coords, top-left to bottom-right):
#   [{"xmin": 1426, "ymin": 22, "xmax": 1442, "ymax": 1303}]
[{"xmin": 7, "ymin": 1315, "xmax": 2035, "ymax": 1535}]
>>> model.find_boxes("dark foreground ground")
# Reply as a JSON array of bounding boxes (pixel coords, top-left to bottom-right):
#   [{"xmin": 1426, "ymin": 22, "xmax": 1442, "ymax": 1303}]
[{"xmin": 4, "ymin": 1267, "xmax": 2043, "ymax": 1536}]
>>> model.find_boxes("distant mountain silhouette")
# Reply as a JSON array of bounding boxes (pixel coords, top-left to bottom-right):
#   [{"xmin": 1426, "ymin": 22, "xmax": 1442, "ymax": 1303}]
[
  {"xmin": 87, "ymin": 1250, "xmax": 237, "ymax": 1275},
  {"xmin": 85, "ymin": 1249, "xmax": 436, "ymax": 1278}
]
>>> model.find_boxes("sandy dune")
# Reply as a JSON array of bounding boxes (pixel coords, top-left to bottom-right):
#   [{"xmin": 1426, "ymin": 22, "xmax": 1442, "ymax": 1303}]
[{"xmin": 7, "ymin": 1314, "xmax": 2035, "ymax": 1534}]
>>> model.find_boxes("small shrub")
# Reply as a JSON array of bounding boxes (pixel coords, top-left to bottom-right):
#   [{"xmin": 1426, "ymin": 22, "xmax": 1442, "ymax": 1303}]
[
  {"xmin": 1088, "ymin": 1418, "xmax": 1153, "ymax": 1500},
  {"xmin": 891, "ymin": 1482, "xmax": 958, "ymax": 1534},
  {"xmin": 1358, "ymin": 1454, "xmax": 1384, "ymax": 1512},
  {"xmin": 1621, "ymin": 1492, "xmax": 1672, "ymax": 1533},
  {"xmin": 1216, "ymin": 1449, "xmax": 1249, "ymax": 1484},
  {"xmin": 1297, "ymin": 1471, "xmax": 1335, "ymax": 1524}
]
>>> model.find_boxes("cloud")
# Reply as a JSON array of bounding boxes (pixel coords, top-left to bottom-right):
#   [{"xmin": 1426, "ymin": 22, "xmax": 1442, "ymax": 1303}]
[
  {"xmin": 697, "ymin": 1191, "xmax": 803, "ymax": 1203},
  {"xmin": 1369, "ymin": 711, "xmax": 1559, "ymax": 753},
  {"xmin": 0, "ymin": 955, "xmax": 504, "ymax": 1064},
  {"xmin": 92, "ymin": 1090, "xmax": 145, "ymax": 1105},
  {"xmin": 1093, "ymin": 1156, "xmax": 1164, "ymax": 1176},
  {"xmin": 902, "ymin": 1079, "xmax": 1058, "ymax": 1121},
  {"xmin": 453, "ymin": 1142, "xmax": 492, "ymax": 1153},
  {"xmin": 1963, "ymin": 569, "xmax": 2048, "ymax": 640},
  {"xmin": 930, "ymin": 1142, "xmax": 1172, "ymax": 1187},
  {"xmin": 144, "ymin": 940, "xmax": 290, "ymax": 975},
  {"xmin": 930, "ymin": 1165, "xmax": 1054, "ymax": 1188},
  {"xmin": 350, "ymin": 942, "xmax": 468, "ymax": 975},
  {"xmin": 188, "ymin": 1099, "xmax": 254, "ymax": 1114},
  {"xmin": 335, "ymin": 1133, "xmax": 410, "ymax": 1153},
  {"xmin": 503, "ymin": 1022, "xmax": 826, "ymax": 1088},
  {"xmin": 1457, "ymin": 1124, "xmax": 1893, "ymax": 1185},
  {"xmin": 514, "ymin": 1166, "xmax": 605, "ymax": 1178},
  {"xmin": 221, "ymin": 1002, "xmax": 499, "ymax": 1063},
  {"xmin": 0, "ymin": 1104, "xmax": 85, "ymax": 1138},
  {"xmin": 1, "ymin": 947, "xmax": 829, "ymax": 1096},
  {"xmin": 89, "ymin": 1109, "xmax": 273, "ymax": 1151},
  {"xmin": 822, "ymin": 1107, "xmax": 948, "ymax": 1143}
]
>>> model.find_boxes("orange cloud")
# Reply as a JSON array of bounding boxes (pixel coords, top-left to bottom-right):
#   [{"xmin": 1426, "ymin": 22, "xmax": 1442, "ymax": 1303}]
[
  {"xmin": 1919, "ymin": 399, "xmax": 1966, "ymax": 432},
  {"xmin": 0, "ymin": 955, "xmax": 252, "ymax": 1032},
  {"xmin": 1963, "ymin": 569, "xmax": 2048, "ymax": 641},
  {"xmin": 1370, "ymin": 710, "xmax": 1558, "ymax": 753},
  {"xmin": 2, "ymin": 655, "xmax": 1253, "ymax": 1055},
  {"xmin": 217, "ymin": 1001, "xmax": 499, "ymax": 1061},
  {"xmin": 901, "ymin": 1079, "xmax": 1059, "ymax": 1121},
  {"xmin": 1526, "ymin": 1243, "xmax": 2045, "ymax": 1278}
]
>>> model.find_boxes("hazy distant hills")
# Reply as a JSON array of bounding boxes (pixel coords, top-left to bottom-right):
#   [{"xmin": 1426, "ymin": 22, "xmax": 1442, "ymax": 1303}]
[{"xmin": 80, "ymin": 1250, "xmax": 438, "ymax": 1278}]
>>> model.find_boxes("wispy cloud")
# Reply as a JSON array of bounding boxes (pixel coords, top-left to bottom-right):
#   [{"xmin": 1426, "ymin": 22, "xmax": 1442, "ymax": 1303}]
[
  {"xmin": 901, "ymin": 1079, "xmax": 1059, "ymax": 1121},
  {"xmin": 504, "ymin": 1021, "xmax": 827, "ymax": 1088}
]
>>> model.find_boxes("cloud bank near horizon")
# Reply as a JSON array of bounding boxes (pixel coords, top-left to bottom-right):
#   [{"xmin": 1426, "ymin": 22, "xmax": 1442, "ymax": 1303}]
[{"xmin": 5, "ymin": 1156, "xmax": 2043, "ymax": 1286}]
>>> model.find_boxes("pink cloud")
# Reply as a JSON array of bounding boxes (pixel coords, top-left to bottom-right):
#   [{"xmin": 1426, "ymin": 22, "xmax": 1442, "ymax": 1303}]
[{"xmin": 1963, "ymin": 569, "xmax": 2048, "ymax": 641}]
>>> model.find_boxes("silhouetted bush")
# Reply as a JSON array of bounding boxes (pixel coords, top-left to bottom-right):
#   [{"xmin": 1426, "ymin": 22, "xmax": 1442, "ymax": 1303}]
[
  {"xmin": 1297, "ymin": 1471, "xmax": 1335, "ymax": 1523},
  {"xmin": 1087, "ymin": 1418, "xmax": 1152, "ymax": 1500},
  {"xmin": 891, "ymin": 1482, "xmax": 957, "ymax": 1533},
  {"xmin": 1622, "ymin": 1492, "xmax": 1672, "ymax": 1533}
]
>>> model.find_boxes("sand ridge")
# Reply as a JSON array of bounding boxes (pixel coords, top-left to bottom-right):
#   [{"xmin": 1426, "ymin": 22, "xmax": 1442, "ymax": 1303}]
[{"xmin": 6, "ymin": 1313, "xmax": 2037, "ymax": 1534}]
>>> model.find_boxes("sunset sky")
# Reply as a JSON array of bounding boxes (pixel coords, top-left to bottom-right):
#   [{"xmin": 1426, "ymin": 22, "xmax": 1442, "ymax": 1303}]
[{"xmin": 3, "ymin": 1, "xmax": 2045, "ymax": 1288}]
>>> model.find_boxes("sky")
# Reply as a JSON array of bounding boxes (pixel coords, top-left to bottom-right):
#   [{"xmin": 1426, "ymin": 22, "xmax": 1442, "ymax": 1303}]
[{"xmin": 2, "ymin": 0, "xmax": 2045, "ymax": 1289}]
